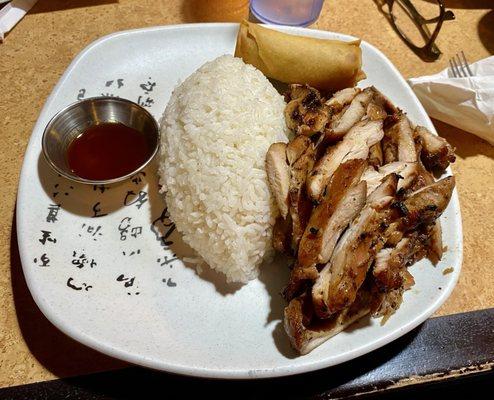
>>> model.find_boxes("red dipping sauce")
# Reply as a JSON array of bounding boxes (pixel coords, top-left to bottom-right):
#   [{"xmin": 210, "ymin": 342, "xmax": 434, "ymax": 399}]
[{"xmin": 67, "ymin": 123, "xmax": 152, "ymax": 181}]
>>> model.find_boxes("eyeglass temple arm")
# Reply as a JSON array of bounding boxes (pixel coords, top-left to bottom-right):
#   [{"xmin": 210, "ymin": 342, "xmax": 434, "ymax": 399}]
[
  {"xmin": 398, "ymin": 0, "xmax": 455, "ymax": 24},
  {"xmin": 388, "ymin": 0, "xmax": 439, "ymax": 59},
  {"xmin": 395, "ymin": 0, "xmax": 435, "ymax": 47},
  {"xmin": 386, "ymin": 0, "xmax": 455, "ymax": 60},
  {"xmin": 398, "ymin": 0, "xmax": 425, "ymax": 22},
  {"xmin": 423, "ymin": 10, "xmax": 455, "ymax": 24}
]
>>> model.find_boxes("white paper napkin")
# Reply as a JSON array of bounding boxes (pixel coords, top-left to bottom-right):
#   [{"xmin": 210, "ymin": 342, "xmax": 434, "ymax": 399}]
[
  {"xmin": 0, "ymin": 0, "xmax": 38, "ymax": 41},
  {"xmin": 408, "ymin": 56, "xmax": 494, "ymax": 145}
]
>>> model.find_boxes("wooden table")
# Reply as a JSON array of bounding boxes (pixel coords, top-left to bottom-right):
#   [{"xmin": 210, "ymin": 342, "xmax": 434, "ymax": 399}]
[{"xmin": 1, "ymin": 0, "xmax": 493, "ymax": 396}]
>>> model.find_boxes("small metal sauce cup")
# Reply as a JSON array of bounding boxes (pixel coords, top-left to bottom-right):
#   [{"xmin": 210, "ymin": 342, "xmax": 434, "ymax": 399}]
[{"xmin": 41, "ymin": 97, "xmax": 160, "ymax": 185}]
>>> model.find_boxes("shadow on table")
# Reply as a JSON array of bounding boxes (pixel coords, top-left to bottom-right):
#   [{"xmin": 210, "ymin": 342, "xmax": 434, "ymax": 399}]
[
  {"xmin": 9, "ymin": 210, "xmax": 126, "ymax": 379},
  {"xmin": 30, "ymin": 0, "xmax": 118, "ymax": 14},
  {"xmin": 438, "ymin": 0, "xmax": 493, "ymax": 9},
  {"xmin": 432, "ymin": 119, "xmax": 494, "ymax": 160},
  {"xmin": 53, "ymin": 329, "xmax": 421, "ymax": 399},
  {"xmin": 424, "ymin": 1, "xmax": 494, "ymax": 54},
  {"xmin": 478, "ymin": 10, "xmax": 494, "ymax": 55}
]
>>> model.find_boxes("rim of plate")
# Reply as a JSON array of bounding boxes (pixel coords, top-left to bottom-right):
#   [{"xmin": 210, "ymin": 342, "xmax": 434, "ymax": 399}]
[{"xmin": 16, "ymin": 23, "xmax": 463, "ymax": 379}]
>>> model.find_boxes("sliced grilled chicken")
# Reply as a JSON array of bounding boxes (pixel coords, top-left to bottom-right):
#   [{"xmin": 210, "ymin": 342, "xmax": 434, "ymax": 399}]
[
  {"xmin": 370, "ymin": 86, "xmax": 400, "ymax": 116},
  {"xmin": 407, "ymin": 160, "xmax": 445, "ymax": 264},
  {"xmin": 382, "ymin": 220, "xmax": 403, "ymax": 248},
  {"xmin": 266, "ymin": 143, "xmax": 290, "ymax": 218},
  {"xmin": 273, "ymin": 85, "xmax": 457, "ymax": 354},
  {"xmin": 414, "ymin": 126, "xmax": 456, "ymax": 170},
  {"xmin": 284, "ymin": 84, "xmax": 329, "ymax": 136},
  {"xmin": 366, "ymin": 102, "xmax": 388, "ymax": 121},
  {"xmin": 325, "ymin": 87, "xmax": 361, "ymax": 113},
  {"xmin": 406, "ymin": 154, "xmax": 435, "ymax": 195},
  {"xmin": 313, "ymin": 130, "xmax": 333, "ymax": 160},
  {"xmin": 370, "ymin": 278, "xmax": 413, "ymax": 320},
  {"xmin": 284, "ymin": 161, "xmax": 366, "ymax": 302},
  {"xmin": 373, "ymin": 248, "xmax": 397, "ymax": 289},
  {"xmin": 283, "ymin": 261, "xmax": 319, "ymax": 301},
  {"xmin": 284, "ymin": 288, "xmax": 372, "ymax": 355},
  {"xmin": 366, "ymin": 86, "xmax": 400, "ymax": 124},
  {"xmin": 312, "ymin": 175, "xmax": 398, "ymax": 317},
  {"xmin": 308, "ymin": 119, "xmax": 384, "ymax": 201},
  {"xmin": 361, "ymin": 162, "xmax": 418, "ymax": 196},
  {"xmin": 381, "ymin": 162, "xmax": 418, "ymax": 193},
  {"xmin": 373, "ymin": 235, "xmax": 423, "ymax": 292},
  {"xmin": 348, "ymin": 120, "xmax": 385, "ymax": 149},
  {"xmin": 368, "ymin": 142, "xmax": 384, "ymax": 167},
  {"xmin": 428, "ymin": 221, "xmax": 443, "ymax": 265},
  {"xmin": 327, "ymin": 88, "xmax": 374, "ymax": 140},
  {"xmin": 285, "ymin": 84, "xmax": 313, "ymax": 102},
  {"xmin": 382, "ymin": 134, "xmax": 398, "ymax": 164},
  {"xmin": 385, "ymin": 114, "xmax": 417, "ymax": 162},
  {"xmin": 289, "ymin": 191, "xmax": 313, "ymax": 254},
  {"xmin": 298, "ymin": 159, "xmax": 367, "ymax": 267},
  {"xmin": 301, "ymin": 183, "xmax": 367, "ymax": 268},
  {"xmin": 371, "ymin": 233, "xmax": 427, "ymax": 319},
  {"xmin": 382, "ymin": 175, "xmax": 454, "ymax": 251},
  {"xmin": 288, "ymin": 142, "xmax": 315, "ymax": 250},
  {"xmin": 360, "ymin": 166, "xmax": 382, "ymax": 196},
  {"xmin": 273, "ymin": 216, "xmax": 293, "ymax": 256},
  {"xmin": 314, "ymin": 176, "xmax": 454, "ymax": 318},
  {"xmin": 286, "ymin": 135, "xmax": 312, "ymax": 167},
  {"xmin": 393, "ymin": 176, "xmax": 455, "ymax": 232}
]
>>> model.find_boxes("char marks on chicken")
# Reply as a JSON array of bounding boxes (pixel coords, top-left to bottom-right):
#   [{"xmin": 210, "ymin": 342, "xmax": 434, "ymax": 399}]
[
  {"xmin": 414, "ymin": 126, "xmax": 456, "ymax": 170},
  {"xmin": 284, "ymin": 84, "xmax": 330, "ymax": 137},
  {"xmin": 308, "ymin": 119, "xmax": 384, "ymax": 201},
  {"xmin": 266, "ymin": 84, "xmax": 456, "ymax": 354}
]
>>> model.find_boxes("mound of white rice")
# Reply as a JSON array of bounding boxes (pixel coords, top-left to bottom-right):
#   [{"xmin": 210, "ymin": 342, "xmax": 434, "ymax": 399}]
[{"xmin": 159, "ymin": 55, "xmax": 288, "ymax": 283}]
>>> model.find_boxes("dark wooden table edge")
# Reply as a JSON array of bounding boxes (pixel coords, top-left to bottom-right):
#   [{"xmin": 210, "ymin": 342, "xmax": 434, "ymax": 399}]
[{"xmin": 1, "ymin": 307, "xmax": 493, "ymax": 399}]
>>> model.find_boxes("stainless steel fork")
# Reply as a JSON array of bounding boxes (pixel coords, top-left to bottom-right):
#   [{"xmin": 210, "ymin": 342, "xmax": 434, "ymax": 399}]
[{"xmin": 449, "ymin": 51, "xmax": 474, "ymax": 77}]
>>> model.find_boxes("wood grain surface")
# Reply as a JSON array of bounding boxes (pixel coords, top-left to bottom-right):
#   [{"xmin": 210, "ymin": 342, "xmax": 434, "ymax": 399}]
[{"xmin": 0, "ymin": 0, "xmax": 493, "ymax": 388}]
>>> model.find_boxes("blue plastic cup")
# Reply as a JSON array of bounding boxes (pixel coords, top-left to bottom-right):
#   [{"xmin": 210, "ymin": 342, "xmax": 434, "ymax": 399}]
[{"xmin": 250, "ymin": 0, "xmax": 324, "ymax": 27}]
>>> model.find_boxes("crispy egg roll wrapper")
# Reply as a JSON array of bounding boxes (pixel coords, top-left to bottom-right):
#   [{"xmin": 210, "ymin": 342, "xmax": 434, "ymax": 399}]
[{"xmin": 235, "ymin": 20, "xmax": 365, "ymax": 92}]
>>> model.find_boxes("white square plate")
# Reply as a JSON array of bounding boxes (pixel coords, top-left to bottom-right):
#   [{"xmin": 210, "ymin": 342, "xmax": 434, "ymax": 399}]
[{"xmin": 17, "ymin": 23, "xmax": 462, "ymax": 379}]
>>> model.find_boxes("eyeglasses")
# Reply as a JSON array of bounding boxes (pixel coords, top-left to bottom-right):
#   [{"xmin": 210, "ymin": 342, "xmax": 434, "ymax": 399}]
[{"xmin": 381, "ymin": 0, "xmax": 455, "ymax": 61}]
